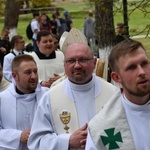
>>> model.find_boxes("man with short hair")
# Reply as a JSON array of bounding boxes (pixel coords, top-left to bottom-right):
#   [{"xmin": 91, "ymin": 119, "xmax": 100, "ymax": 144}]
[
  {"xmin": 30, "ymin": 30, "xmax": 64, "ymax": 88},
  {"xmin": 3, "ymin": 35, "xmax": 28, "ymax": 82},
  {"xmin": 85, "ymin": 39, "xmax": 150, "ymax": 149},
  {"xmin": 0, "ymin": 54, "xmax": 49, "ymax": 150},
  {"xmin": 28, "ymin": 42, "xmax": 117, "ymax": 150},
  {"xmin": 115, "ymin": 23, "xmax": 126, "ymax": 44}
]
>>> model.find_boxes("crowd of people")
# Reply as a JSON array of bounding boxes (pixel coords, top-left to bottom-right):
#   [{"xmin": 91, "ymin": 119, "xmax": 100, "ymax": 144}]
[
  {"xmin": 0, "ymin": 10, "xmax": 149, "ymax": 150},
  {"xmin": 30, "ymin": 11, "xmax": 72, "ymax": 52}
]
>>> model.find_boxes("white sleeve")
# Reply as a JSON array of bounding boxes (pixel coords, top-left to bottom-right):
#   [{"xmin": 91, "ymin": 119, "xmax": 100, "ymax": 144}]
[
  {"xmin": 0, "ymin": 128, "xmax": 22, "ymax": 149},
  {"xmin": 56, "ymin": 19, "xmax": 61, "ymax": 27},
  {"xmin": 3, "ymin": 54, "xmax": 13, "ymax": 82},
  {"xmin": 0, "ymin": 96, "xmax": 22, "ymax": 149},
  {"xmin": 31, "ymin": 21, "xmax": 40, "ymax": 33},
  {"xmin": 28, "ymin": 90, "xmax": 71, "ymax": 150},
  {"xmin": 85, "ymin": 129, "xmax": 97, "ymax": 150}
]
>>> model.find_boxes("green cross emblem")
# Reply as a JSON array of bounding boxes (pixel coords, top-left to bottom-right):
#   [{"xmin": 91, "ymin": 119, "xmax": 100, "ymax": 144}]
[{"xmin": 100, "ymin": 128, "xmax": 123, "ymax": 150}]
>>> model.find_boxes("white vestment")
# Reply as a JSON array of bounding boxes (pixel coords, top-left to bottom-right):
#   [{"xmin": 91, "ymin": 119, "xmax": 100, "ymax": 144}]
[
  {"xmin": 30, "ymin": 51, "xmax": 64, "ymax": 82},
  {"xmin": 86, "ymin": 90, "xmax": 150, "ymax": 150},
  {"xmin": 28, "ymin": 75, "xmax": 117, "ymax": 150},
  {"xmin": 0, "ymin": 82, "xmax": 49, "ymax": 150}
]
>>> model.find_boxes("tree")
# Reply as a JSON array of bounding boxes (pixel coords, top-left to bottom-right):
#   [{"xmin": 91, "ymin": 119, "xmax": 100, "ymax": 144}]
[
  {"xmin": 123, "ymin": 0, "xmax": 129, "ymax": 37},
  {"xmin": 4, "ymin": 0, "xmax": 22, "ymax": 39},
  {"xmin": 3, "ymin": 0, "xmax": 51, "ymax": 40},
  {"xmin": 95, "ymin": 0, "xmax": 115, "ymax": 81},
  {"xmin": 94, "ymin": 0, "xmax": 150, "ymax": 81},
  {"xmin": 114, "ymin": 0, "xmax": 150, "ymax": 37}
]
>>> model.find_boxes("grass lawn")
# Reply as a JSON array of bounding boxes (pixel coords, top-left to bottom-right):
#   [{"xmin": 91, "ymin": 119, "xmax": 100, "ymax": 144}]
[
  {"xmin": 0, "ymin": 0, "xmax": 149, "ymax": 56},
  {"xmin": 133, "ymin": 38, "xmax": 150, "ymax": 58}
]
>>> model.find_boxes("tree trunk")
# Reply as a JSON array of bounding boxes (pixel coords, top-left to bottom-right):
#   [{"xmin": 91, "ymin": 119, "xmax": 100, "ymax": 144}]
[
  {"xmin": 123, "ymin": 0, "xmax": 129, "ymax": 37},
  {"xmin": 95, "ymin": 0, "xmax": 115, "ymax": 81},
  {"xmin": 4, "ymin": 0, "xmax": 21, "ymax": 40}
]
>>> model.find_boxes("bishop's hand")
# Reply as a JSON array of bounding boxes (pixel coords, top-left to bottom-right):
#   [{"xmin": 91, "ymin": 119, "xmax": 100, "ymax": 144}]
[{"xmin": 69, "ymin": 123, "xmax": 88, "ymax": 149}]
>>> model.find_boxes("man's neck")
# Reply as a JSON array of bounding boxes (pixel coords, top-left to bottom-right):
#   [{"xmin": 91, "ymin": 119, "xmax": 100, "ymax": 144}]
[
  {"xmin": 124, "ymin": 92, "xmax": 150, "ymax": 105},
  {"xmin": 35, "ymin": 49, "xmax": 56, "ymax": 59},
  {"xmin": 16, "ymin": 87, "xmax": 35, "ymax": 95}
]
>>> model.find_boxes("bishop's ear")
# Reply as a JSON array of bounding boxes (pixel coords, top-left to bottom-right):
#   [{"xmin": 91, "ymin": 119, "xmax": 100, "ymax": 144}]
[{"xmin": 111, "ymin": 71, "xmax": 122, "ymax": 84}]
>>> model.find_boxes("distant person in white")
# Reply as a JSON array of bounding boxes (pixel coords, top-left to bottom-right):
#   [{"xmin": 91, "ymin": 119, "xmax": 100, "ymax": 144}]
[
  {"xmin": 3, "ymin": 35, "xmax": 28, "ymax": 82},
  {"xmin": 85, "ymin": 39, "xmax": 150, "ymax": 150},
  {"xmin": 0, "ymin": 55, "xmax": 49, "ymax": 150},
  {"xmin": 31, "ymin": 12, "xmax": 40, "ymax": 52},
  {"xmin": 28, "ymin": 42, "xmax": 117, "ymax": 150}
]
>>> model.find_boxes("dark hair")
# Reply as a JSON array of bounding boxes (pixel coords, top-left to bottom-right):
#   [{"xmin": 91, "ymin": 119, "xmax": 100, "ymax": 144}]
[
  {"xmin": 52, "ymin": 14, "xmax": 56, "ymax": 19},
  {"xmin": 109, "ymin": 39, "xmax": 146, "ymax": 72},
  {"xmin": 33, "ymin": 12, "xmax": 40, "ymax": 18},
  {"xmin": 11, "ymin": 35, "xmax": 23, "ymax": 48},
  {"xmin": 41, "ymin": 12, "xmax": 46, "ymax": 16},
  {"xmin": 89, "ymin": 12, "xmax": 93, "ymax": 17},
  {"xmin": 41, "ymin": 12, "xmax": 50, "ymax": 22},
  {"xmin": 116, "ymin": 23, "xmax": 124, "ymax": 29},
  {"xmin": 37, "ymin": 30, "xmax": 51, "ymax": 42},
  {"xmin": 51, "ymin": 34, "xmax": 59, "ymax": 40},
  {"xmin": 55, "ymin": 11, "xmax": 60, "ymax": 17},
  {"xmin": 25, "ymin": 43, "xmax": 34, "ymax": 52},
  {"xmin": 12, "ymin": 54, "xmax": 36, "ymax": 72}
]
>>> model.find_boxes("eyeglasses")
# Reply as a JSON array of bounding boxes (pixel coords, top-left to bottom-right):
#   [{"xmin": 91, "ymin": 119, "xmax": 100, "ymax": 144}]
[{"xmin": 65, "ymin": 58, "xmax": 93, "ymax": 65}]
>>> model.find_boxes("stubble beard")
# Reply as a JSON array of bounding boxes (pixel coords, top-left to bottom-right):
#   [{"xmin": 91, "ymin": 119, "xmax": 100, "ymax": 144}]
[{"xmin": 125, "ymin": 84, "xmax": 150, "ymax": 97}]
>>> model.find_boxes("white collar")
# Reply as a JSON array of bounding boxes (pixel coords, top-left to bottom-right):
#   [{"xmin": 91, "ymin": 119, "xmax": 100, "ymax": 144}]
[
  {"xmin": 68, "ymin": 76, "xmax": 95, "ymax": 91},
  {"xmin": 122, "ymin": 93, "xmax": 150, "ymax": 112}
]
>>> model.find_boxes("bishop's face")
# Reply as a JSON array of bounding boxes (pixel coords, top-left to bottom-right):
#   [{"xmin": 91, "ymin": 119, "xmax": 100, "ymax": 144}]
[
  {"xmin": 64, "ymin": 43, "xmax": 96, "ymax": 84},
  {"xmin": 113, "ymin": 47, "xmax": 150, "ymax": 104}
]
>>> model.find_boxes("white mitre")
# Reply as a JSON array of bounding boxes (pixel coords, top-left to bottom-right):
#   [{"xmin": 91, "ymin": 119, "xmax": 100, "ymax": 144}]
[{"xmin": 59, "ymin": 28, "xmax": 88, "ymax": 53}]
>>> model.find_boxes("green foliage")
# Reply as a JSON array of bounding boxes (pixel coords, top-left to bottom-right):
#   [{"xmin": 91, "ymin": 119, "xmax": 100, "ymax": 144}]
[
  {"xmin": 136, "ymin": 38, "xmax": 150, "ymax": 58},
  {"xmin": 0, "ymin": 0, "xmax": 6, "ymax": 15},
  {"xmin": 31, "ymin": 0, "xmax": 51, "ymax": 8},
  {"xmin": 58, "ymin": 2, "xmax": 93, "ymax": 12}
]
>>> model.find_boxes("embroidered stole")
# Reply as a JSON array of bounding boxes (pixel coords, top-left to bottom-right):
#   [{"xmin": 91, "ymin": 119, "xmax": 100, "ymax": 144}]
[
  {"xmin": 50, "ymin": 79, "xmax": 115, "ymax": 134},
  {"xmin": 88, "ymin": 91, "xmax": 135, "ymax": 150}
]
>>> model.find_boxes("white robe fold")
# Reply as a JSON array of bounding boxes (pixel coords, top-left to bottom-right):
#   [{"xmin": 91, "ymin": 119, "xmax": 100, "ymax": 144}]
[{"xmin": 0, "ymin": 83, "xmax": 48, "ymax": 150}]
